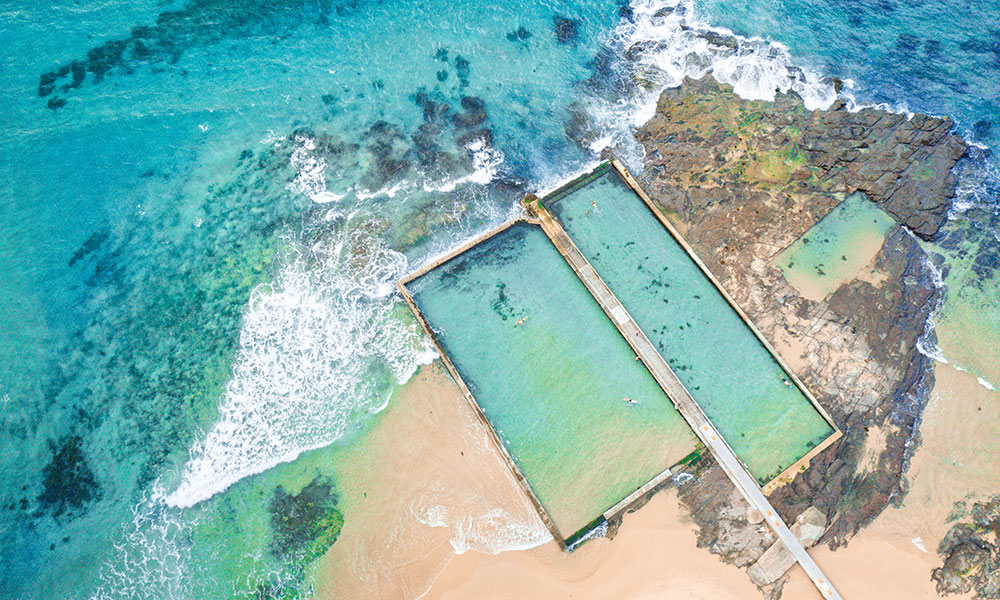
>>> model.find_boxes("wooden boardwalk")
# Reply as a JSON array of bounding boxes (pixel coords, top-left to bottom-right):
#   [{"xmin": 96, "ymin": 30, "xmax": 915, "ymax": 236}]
[{"xmin": 535, "ymin": 213, "xmax": 843, "ymax": 600}]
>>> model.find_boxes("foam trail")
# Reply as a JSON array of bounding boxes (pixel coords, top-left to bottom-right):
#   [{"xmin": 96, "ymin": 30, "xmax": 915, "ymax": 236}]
[
  {"xmin": 413, "ymin": 503, "xmax": 552, "ymax": 555},
  {"xmin": 92, "ymin": 488, "xmax": 194, "ymax": 599},
  {"xmin": 166, "ymin": 229, "xmax": 434, "ymax": 508},
  {"xmin": 288, "ymin": 134, "xmax": 347, "ymax": 205},
  {"xmin": 165, "ymin": 129, "xmax": 448, "ymax": 508},
  {"xmin": 422, "ymin": 139, "xmax": 505, "ymax": 193}
]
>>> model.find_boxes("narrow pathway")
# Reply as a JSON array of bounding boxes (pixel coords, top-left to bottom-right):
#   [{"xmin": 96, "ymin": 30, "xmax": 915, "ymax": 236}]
[{"xmin": 538, "ymin": 215, "xmax": 843, "ymax": 600}]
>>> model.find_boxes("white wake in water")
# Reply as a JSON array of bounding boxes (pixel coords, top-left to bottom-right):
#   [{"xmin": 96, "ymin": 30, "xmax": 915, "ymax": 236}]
[{"xmin": 166, "ymin": 132, "xmax": 441, "ymax": 508}]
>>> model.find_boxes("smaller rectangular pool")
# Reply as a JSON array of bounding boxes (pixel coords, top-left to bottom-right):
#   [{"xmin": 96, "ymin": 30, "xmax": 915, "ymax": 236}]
[
  {"xmin": 776, "ymin": 192, "xmax": 897, "ymax": 301},
  {"xmin": 402, "ymin": 221, "xmax": 695, "ymax": 540}
]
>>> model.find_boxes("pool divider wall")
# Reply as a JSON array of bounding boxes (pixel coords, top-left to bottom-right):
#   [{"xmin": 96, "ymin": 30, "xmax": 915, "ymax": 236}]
[
  {"xmin": 397, "ymin": 217, "xmax": 701, "ymax": 548},
  {"xmin": 396, "ymin": 218, "xmax": 568, "ymax": 548},
  {"xmin": 526, "ymin": 169, "xmax": 844, "ymax": 598},
  {"xmin": 605, "ymin": 158, "xmax": 842, "ymax": 494}
]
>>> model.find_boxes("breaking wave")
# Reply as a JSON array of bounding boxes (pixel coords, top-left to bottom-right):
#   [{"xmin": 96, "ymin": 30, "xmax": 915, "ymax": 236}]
[
  {"xmin": 582, "ymin": 0, "xmax": 843, "ymax": 164},
  {"xmin": 166, "ymin": 227, "xmax": 436, "ymax": 508}
]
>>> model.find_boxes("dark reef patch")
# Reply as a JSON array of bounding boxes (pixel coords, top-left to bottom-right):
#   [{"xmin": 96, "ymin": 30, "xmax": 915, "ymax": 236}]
[
  {"xmin": 269, "ymin": 477, "xmax": 344, "ymax": 564},
  {"xmin": 37, "ymin": 435, "xmax": 102, "ymax": 519},
  {"xmin": 553, "ymin": 15, "xmax": 579, "ymax": 44},
  {"xmin": 506, "ymin": 26, "xmax": 532, "ymax": 43},
  {"xmin": 37, "ymin": 0, "xmax": 339, "ymax": 108},
  {"xmin": 454, "ymin": 54, "xmax": 471, "ymax": 88},
  {"xmin": 452, "ymin": 96, "xmax": 487, "ymax": 129}
]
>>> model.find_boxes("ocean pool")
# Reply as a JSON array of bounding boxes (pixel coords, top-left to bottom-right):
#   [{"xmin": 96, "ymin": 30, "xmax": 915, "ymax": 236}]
[
  {"xmin": 545, "ymin": 166, "xmax": 835, "ymax": 484},
  {"xmin": 405, "ymin": 221, "xmax": 695, "ymax": 539},
  {"xmin": 777, "ymin": 193, "xmax": 897, "ymax": 301}
]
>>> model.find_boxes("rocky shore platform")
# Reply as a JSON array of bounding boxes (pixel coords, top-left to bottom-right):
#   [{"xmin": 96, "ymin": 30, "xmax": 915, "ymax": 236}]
[{"xmin": 601, "ymin": 76, "xmax": 969, "ymax": 596}]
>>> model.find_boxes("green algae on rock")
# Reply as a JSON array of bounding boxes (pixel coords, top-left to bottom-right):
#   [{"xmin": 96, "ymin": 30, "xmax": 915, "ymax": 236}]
[{"xmin": 627, "ymin": 76, "xmax": 959, "ymax": 558}]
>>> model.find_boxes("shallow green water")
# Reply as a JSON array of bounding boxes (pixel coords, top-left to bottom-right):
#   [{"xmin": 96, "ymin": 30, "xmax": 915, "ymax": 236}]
[
  {"xmin": 407, "ymin": 222, "xmax": 694, "ymax": 537},
  {"xmin": 777, "ymin": 193, "xmax": 897, "ymax": 301},
  {"xmin": 547, "ymin": 169, "xmax": 834, "ymax": 483}
]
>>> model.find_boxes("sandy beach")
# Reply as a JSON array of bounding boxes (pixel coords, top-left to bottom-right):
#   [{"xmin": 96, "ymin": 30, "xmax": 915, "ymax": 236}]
[
  {"xmin": 314, "ymin": 363, "xmax": 548, "ymax": 600},
  {"xmin": 422, "ymin": 489, "xmax": 761, "ymax": 600},
  {"xmin": 783, "ymin": 362, "xmax": 995, "ymax": 599},
  {"xmin": 315, "ymin": 352, "xmax": 998, "ymax": 600}
]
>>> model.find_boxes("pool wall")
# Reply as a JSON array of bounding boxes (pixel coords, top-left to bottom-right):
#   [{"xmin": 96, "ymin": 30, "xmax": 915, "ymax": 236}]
[
  {"xmin": 532, "ymin": 159, "xmax": 842, "ymax": 493},
  {"xmin": 397, "ymin": 218, "xmax": 563, "ymax": 543},
  {"xmin": 398, "ymin": 217, "xmax": 688, "ymax": 546}
]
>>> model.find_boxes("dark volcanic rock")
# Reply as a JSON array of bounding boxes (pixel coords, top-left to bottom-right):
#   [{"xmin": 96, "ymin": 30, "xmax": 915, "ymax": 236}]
[
  {"xmin": 800, "ymin": 108, "xmax": 967, "ymax": 238},
  {"xmin": 636, "ymin": 76, "xmax": 967, "ymax": 239},
  {"xmin": 674, "ymin": 454, "xmax": 773, "ymax": 566}
]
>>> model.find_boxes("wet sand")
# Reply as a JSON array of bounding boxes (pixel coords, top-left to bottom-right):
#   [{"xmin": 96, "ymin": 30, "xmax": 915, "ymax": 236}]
[
  {"xmin": 784, "ymin": 363, "xmax": 996, "ymax": 599},
  {"xmin": 422, "ymin": 489, "xmax": 761, "ymax": 600},
  {"xmin": 317, "ymin": 350, "xmax": 997, "ymax": 599},
  {"xmin": 314, "ymin": 362, "xmax": 549, "ymax": 600}
]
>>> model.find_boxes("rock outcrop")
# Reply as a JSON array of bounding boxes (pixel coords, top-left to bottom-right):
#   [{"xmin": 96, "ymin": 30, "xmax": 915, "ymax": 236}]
[
  {"xmin": 932, "ymin": 496, "xmax": 1000, "ymax": 599},
  {"xmin": 626, "ymin": 76, "xmax": 961, "ymax": 578},
  {"xmin": 636, "ymin": 77, "xmax": 966, "ymax": 239}
]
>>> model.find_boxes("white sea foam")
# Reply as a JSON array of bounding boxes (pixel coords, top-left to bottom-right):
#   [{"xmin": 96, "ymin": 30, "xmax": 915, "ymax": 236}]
[
  {"xmin": 288, "ymin": 134, "xmax": 347, "ymax": 205},
  {"xmin": 583, "ymin": 0, "xmax": 842, "ymax": 164},
  {"xmin": 413, "ymin": 503, "xmax": 552, "ymax": 555},
  {"xmin": 92, "ymin": 488, "xmax": 194, "ymax": 599},
  {"xmin": 422, "ymin": 139, "xmax": 505, "ymax": 193},
  {"xmin": 166, "ymin": 228, "xmax": 434, "ymax": 508},
  {"xmin": 672, "ymin": 472, "xmax": 694, "ymax": 485},
  {"xmin": 566, "ymin": 521, "xmax": 608, "ymax": 552}
]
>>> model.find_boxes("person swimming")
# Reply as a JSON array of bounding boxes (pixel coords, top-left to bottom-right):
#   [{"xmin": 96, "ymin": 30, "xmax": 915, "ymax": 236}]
[
  {"xmin": 515, "ymin": 316, "xmax": 528, "ymax": 326},
  {"xmin": 623, "ymin": 396, "xmax": 636, "ymax": 405}
]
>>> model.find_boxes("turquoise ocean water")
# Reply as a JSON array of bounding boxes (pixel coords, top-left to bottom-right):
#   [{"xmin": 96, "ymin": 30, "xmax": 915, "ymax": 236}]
[{"xmin": 1, "ymin": 0, "xmax": 997, "ymax": 597}]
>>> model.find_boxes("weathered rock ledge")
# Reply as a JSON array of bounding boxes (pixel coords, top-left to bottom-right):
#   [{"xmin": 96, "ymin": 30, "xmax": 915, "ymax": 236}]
[{"xmin": 618, "ymin": 76, "xmax": 965, "ymax": 593}]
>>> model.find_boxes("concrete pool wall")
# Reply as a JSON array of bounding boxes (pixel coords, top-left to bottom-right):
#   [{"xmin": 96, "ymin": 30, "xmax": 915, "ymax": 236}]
[
  {"xmin": 397, "ymin": 158, "xmax": 842, "ymax": 548},
  {"xmin": 537, "ymin": 160, "xmax": 840, "ymax": 491},
  {"xmin": 399, "ymin": 218, "xmax": 696, "ymax": 545}
]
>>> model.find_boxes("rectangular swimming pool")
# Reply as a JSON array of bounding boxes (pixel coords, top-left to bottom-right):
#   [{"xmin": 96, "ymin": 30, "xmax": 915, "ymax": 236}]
[
  {"xmin": 544, "ymin": 164, "xmax": 836, "ymax": 485},
  {"xmin": 776, "ymin": 192, "xmax": 897, "ymax": 302},
  {"xmin": 403, "ymin": 221, "xmax": 695, "ymax": 540}
]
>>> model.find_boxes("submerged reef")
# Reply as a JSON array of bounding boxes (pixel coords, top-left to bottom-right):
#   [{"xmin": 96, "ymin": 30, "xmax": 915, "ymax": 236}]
[
  {"xmin": 269, "ymin": 477, "xmax": 344, "ymax": 565},
  {"xmin": 620, "ymin": 75, "xmax": 966, "ymax": 590},
  {"xmin": 933, "ymin": 496, "xmax": 1000, "ymax": 599},
  {"xmin": 37, "ymin": 435, "xmax": 102, "ymax": 520},
  {"xmin": 37, "ymin": 0, "xmax": 340, "ymax": 108}
]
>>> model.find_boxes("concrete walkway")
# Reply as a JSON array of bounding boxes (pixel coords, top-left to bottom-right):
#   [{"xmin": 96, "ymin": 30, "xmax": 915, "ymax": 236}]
[{"xmin": 537, "ymin": 215, "xmax": 843, "ymax": 600}]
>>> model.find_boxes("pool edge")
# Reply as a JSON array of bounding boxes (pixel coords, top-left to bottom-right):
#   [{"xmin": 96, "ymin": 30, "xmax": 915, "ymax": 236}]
[
  {"xmin": 396, "ymin": 218, "xmax": 567, "ymax": 547},
  {"xmin": 397, "ymin": 217, "xmax": 698, "ymax": 548},
  {"xmin": 607, "ymin": 158, "xmax": 843, "ymax": 493}
]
